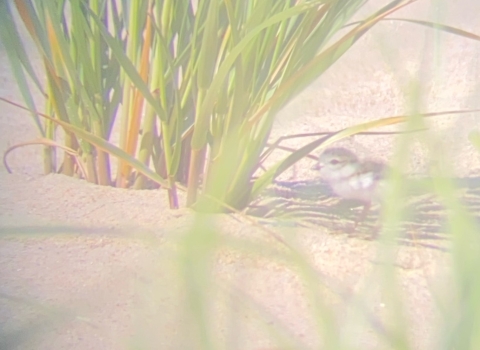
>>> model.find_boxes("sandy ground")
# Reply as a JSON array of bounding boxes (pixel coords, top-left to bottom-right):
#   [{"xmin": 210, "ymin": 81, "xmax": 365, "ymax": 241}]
[{"xmin": 1, "ymin": 1, "xmax": 480, "ymax": 349}]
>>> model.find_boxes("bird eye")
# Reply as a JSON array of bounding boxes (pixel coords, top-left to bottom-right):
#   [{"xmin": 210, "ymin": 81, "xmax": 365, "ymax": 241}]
[{"xmin": 329, "ymin": 159, "xmax": 340, "ymax": 165}]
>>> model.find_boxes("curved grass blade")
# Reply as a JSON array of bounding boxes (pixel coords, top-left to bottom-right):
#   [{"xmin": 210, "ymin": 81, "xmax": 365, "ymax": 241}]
[
  {"xmin": 0, "ymin": 1, "xmax": 45, "ymax": 135},
  {"xmin": 3, "ymin": 138, "xmax": 87, "ymax": 179},
  {"xmin": 250, "ymin": 108, "xmax": 480, "ymax": 199},
  {"xmin": 247, "ymin": 0, "xmax": 418, "ymax": 126},
  {"xmin": 0, "ymin": 97, "xmax": 169, "ymax": 188},
  {"xmin": 251, "ymin": 116, "xmax": 406, "ymax": 199},
  {"xmin": 386, "ymin": 18, "xmax": 480, "ymax": 41},
  {"xmin": 191, "ymin": 0, "xmax": 324, "ymax": 149}
]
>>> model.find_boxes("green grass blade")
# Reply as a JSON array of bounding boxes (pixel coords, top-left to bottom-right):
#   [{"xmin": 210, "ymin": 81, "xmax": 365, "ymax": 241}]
[
  {"xmin": 0, "ymin": 1, "xmax": 45, "ymax": 135},
  {"xmin": 251, "ymin": 109, "xmax": 480, "ymax": 198},
  {"xmin": 86, "ymin": 6, "xmax": 164, "ymax": 120},
  {"xmin": 386, "ymin": 18, "xmax": 480, "ymax": 41},
  {"xmin": 191, "ymin": 0, "xmax": 323, "ymax": 150},
  {"xmin": 0, "ymin": 97, "xmax": 169, "ymax": 188}
]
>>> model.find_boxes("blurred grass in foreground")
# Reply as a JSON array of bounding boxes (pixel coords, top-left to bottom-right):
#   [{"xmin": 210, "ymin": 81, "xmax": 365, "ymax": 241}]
[
  {"xmin": 1, "ymin": 198, "xmax": 480, "ymax": 350},
  {"xmin": 1, "ymin": 0, "xmax": 480, "ymax": 349}
]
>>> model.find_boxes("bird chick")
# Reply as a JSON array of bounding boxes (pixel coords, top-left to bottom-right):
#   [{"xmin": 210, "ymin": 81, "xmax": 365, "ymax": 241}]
[{"xmin": 312, "ymin": 147, "xmax": 387, "ymax": 228}]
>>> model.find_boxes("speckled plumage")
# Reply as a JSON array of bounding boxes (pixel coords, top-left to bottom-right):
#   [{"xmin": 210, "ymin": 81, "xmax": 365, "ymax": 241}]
[{"xmin": 313, "ymin": 147, "xmax": 386, "ymax": 203}]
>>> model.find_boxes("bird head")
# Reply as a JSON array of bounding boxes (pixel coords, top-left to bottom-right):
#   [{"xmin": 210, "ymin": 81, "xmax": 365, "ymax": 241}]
[{"xmin": 312, "ymin": 147, "xmax": 360, "ymax": 182}]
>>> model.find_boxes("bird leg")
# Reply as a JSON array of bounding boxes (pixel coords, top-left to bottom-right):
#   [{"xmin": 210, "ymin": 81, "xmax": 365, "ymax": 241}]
[{"xmin": 351, "ymin": 202, "xmax": 372, "ymax": 232}]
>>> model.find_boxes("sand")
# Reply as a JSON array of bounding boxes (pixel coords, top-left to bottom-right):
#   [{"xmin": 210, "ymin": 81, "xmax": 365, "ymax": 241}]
[{"xmin": 1, "ymin": 1, "xmax": 479, "ymax": 349}]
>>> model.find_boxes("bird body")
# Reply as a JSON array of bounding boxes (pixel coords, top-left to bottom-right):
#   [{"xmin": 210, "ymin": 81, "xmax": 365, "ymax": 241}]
[
  {"xmin": 312, "ymin": 147, "xmax": 387, "ymax": 228},
  {"xmin": 313, "ymin": 147, "xmax": 386, "ymax": 204}
]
